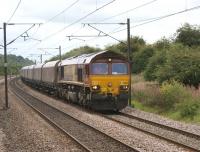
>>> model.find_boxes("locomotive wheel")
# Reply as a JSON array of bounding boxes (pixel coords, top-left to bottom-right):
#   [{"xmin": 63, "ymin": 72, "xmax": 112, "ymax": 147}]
[{"xmin": 78, "ymin": 90, "xmax": 86, "ymax": 106}]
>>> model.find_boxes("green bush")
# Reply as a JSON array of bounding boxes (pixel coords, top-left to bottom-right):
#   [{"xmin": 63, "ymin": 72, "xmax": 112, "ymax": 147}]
[
  {"xmin": 133, "ymin": 79, "xmax": 200, "ymax": 122},
  {"xmin": 179, "ymin": 98, "xmax": 200, "ymax": 119},
  {"xmin": 160, "ymin": 80, "xmax": 189, "ymax": 110}
]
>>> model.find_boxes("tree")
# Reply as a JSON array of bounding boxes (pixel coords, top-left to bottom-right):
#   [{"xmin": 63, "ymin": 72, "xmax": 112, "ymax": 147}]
[
  {"xmin": 0, "ymin": 54, "xmax": 33, "ymax": 75},
  {"xmin": 151, "ymin": 44, "xmax": 200, "ymax": 88},
  {"xmin": 132, "ymin": 47, "xmax": 155, "ymax": 73},
  {"xmin": 144, "ymin": 50, "xmax": 167, "ymax": 81},
  {"xmin": 175, "ymin": 23, "xmax": 200, "ymax": 47},
  {"xmin": 154, "ymin": 37, "xmax": 171, "ymax": 50}
]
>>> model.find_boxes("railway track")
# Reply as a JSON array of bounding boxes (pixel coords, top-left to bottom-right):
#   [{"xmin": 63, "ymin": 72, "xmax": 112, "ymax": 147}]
[
  {"xmin": 104, "ymin": 112, "xmax": 200, "ymax": 151},
  {"xmin": 10, "ymin": 78, "xmax": 139, "ymax": 152}
]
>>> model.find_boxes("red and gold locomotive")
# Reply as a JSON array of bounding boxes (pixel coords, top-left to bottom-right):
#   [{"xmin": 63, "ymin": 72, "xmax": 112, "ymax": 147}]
[{"xmin": 20, "ymin": 51, "xmax": 130, "ymax": 111}]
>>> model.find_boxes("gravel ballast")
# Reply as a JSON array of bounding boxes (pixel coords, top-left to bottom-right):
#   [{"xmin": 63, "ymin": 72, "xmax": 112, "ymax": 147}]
[
  {"xmin": 17, "ymin": 79, "xmax": 195, "ymax": 152},
  {"xmin": 0, "ymin": 81, "xmax": 85, "ymax": 152},
  {"xmin": 122, "ymin": 106, "xmax": 200, "ymax": 136}
]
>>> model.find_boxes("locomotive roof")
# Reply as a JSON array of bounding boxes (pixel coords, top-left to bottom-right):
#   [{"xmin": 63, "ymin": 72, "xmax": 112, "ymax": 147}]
[
  {"xmin": 60, "ymin": 51, "xmax": 109, "ymax": 66},
  {"xmin": 60, "ymin": 50, "xmax": 127, "ymax": 66},
  {"xmin": 22, "ymin": 51, "xmax": 126, "ymax": 70},
  {"xmin": 21, "ymin": 51, "xmax": 127, "ymax": 70}
]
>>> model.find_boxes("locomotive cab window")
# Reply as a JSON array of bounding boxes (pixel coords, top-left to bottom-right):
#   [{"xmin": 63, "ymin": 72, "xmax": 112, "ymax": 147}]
[
  {"xmin": 78, "ymin": 68, "xmax": 83, "ymax": 82},
  {"xmin": 91, "ymin": 63, "xmax": 108, "ymax": 75},
  {"xmin": 112, "ymin": 63, "xmax": 128, "ymax": 74},
  {"xmin": 61, "ymin": 66, "xmax": 64, "ymax": 78}
]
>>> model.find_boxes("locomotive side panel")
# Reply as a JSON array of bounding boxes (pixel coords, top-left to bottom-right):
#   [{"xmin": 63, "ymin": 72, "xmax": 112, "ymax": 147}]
[{"xmin": 63, "ymin": 65, "xmax": 77, "ymax": 81}]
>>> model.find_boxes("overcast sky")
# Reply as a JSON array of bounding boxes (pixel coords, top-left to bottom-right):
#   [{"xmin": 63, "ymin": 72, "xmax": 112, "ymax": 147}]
[{"xmin": 0, "ymin": 0, "xmax": 200, "ymax": 63}]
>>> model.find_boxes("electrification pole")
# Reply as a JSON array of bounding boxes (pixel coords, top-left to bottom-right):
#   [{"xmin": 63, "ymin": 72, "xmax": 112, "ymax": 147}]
[
  {"xmin": 59, "ymin": 45, "xmax": 61, "ymax": 61},
  {"xmin": 81, "ymin": 19, "xmax": 132, "ymax": 107},
  {"xmin": 40, "ymin": 54, "xmax": 42, "ymax": 63},
  {"xmin": 3, "ymin": 22, "xmax": 9, "ymax": 109},
  {"xmin": 127, "ymin": 18, "xmax": 132, "ymax": 107},
  {"xmin": 1, "ymin": 22, "xmax": 41, "ymax": 109}
]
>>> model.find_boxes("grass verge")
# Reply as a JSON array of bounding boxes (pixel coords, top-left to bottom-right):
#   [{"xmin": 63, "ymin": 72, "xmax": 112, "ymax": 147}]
[
  {"xmin": 132, "ymin": 78, "xmax": 200, "ymax": 125},
  {"xmin": 132, "ymin": 100, "xmax": 200, "ymax": 125}
]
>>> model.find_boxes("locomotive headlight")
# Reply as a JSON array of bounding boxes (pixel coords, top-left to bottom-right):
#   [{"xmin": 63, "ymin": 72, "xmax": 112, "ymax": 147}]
[
  {"xmin": 92, "ymin": 85, "xmax": 100, "ymax": 90},
  {"xmin": 120, "ymin": 85, "xmax": 128, "ymax": 90},
  {"xmin": 107, "ymin": 82, "xmax": 112, "ymax": 87}
]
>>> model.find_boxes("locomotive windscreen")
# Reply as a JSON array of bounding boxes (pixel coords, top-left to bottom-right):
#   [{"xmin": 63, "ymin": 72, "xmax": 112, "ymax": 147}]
[
  {"xmin": 112, "ymin": 63, "xmax": 128, "ymax": 74},
  {"xmin": 91, "ymin": 63, "xmax": 108, "ymax": 75}
]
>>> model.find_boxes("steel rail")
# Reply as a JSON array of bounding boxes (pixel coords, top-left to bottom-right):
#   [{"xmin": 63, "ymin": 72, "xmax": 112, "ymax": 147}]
[
  {"xmin": 120, "ymin": 112, "xmax": 200, "ymax": 139},
  {"xmin": 9, "ymin": 79, "xmax": 92, "ymax": 152},
  {"xmin": 103, "ymin": 112, "xmax": 200, "ymax": 151},
  {"xmin": 10, "ymin": 78, "xmax": 139, "ymax": 152}
]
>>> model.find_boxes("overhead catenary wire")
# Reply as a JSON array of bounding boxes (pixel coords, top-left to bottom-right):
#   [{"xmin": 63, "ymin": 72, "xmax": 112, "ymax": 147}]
[
  {"xmin": 7, "ymin": 0, "xmax": 22, "ymax": 23},
  {"xmin": 71, "ymin": 24, "xmax": 84, "ymax": 35},
  {"xmin": 67, "ymin": 22, "xmax": 127, "ymax": 43},
  {"xmin": 87, "ymin": 24, "xmax": 126, "ymax": 44},
  {"xmin": 100, "ymin": 0, "xmax": 158, "ymax": 22},
  {"xmin": 41, "ymin": 0, "xmax": 116, "ymax": 42},
  {"xmin": 20, "ymin": 0, "xmax": 80, "ymax": 43},
  {"xmin": 113, "ymin": 4, "xmax": 200, "ymax": 34},
  {"xmin": 23, "ymin": 0, "xmax": 116, "ymax": 55},
  {"xmin": 23, "ymin": 1, "xmax": 200, "ymax": 61},
  {"xmin": 62, "ymin": 4, "xmax": 200, "ymax": 51},
  {"xmin": 78, "ymin": 2, "xmax": 200, "ymax": 45},
  {"xmin": 7, "ymin": 24, "xmax": 35, "ymax": 46},
  {"xmin": 55, "ymin": 0, "xmax": 159, "ymax": 49},
  {"xmin": 30, "ymin": 24, "xmax": 41, "ymax": 36},
  {"xmin": 97, "ymin": 4, "xmax": 200, "ymax": 39},
  {"xmin": 101, "ymin": 15, "xmax": 170, "ymax": 35},
  {"xmin": 44, "ymin": 0, "xmax": 80, "ymax": 25}
]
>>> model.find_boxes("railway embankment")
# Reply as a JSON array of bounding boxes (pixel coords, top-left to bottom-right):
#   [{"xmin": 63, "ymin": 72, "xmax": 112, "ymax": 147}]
[
  {"xmin": 12, "ymin": 78, "xmax": 199, "ymax": 151},
  {"xmin": 0, "ymin": 79, "xmax": 85, "ymax": 152},
  {"xmin": 0, "ymin": 78, "xmax": 199, "ymax": 151}
]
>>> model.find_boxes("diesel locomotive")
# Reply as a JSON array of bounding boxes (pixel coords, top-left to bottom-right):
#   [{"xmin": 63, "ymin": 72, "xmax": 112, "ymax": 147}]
[{"xmin": 20, "ymin": 51, "xmax": 130, "ymax": 111}]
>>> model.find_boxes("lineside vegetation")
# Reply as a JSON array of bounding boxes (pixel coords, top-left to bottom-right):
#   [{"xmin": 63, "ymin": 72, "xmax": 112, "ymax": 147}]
[{"xmin": 108, "ymin": 23, "xmax": 200, "ymax": 123}]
